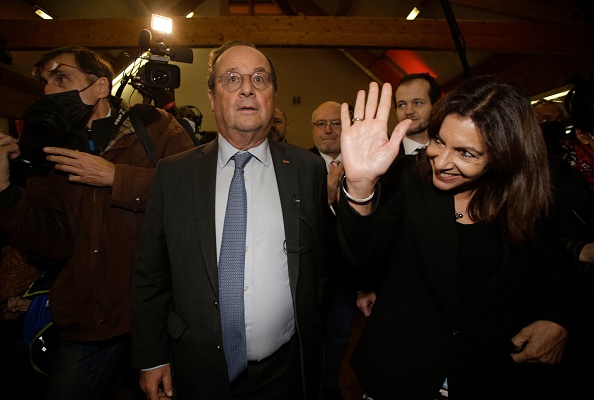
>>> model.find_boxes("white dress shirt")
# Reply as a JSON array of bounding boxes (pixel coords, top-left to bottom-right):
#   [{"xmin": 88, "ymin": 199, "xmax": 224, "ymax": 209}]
[
  {"xmin": 402, "ymin": 136, "xmax": 429, "ymax": 155},
  {"xmin": 216, "ymin": 135, "xmax": 295, "ymax": 361},
  {"xmin": 318, "ymin": 152, "xmax": 342, "ymax": 173}
]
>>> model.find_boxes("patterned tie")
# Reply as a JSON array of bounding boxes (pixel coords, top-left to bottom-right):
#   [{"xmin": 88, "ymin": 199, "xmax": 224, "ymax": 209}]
[{"xmin": 219, "ymin": 151, "xmax": 253, "ymax": 381}]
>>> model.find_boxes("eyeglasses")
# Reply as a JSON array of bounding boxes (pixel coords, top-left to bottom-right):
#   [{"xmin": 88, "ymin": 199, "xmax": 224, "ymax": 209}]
[
  {"xmin": 217, "ymin": 71, "xmax": 273, "ymax": 92},
  {"xmin": 32, "ymin": 61, "xmax": 96, "ymax": 77},
  {"xmin": 313, "ymin": 120, "xmax": 342, "ymax": 131}
]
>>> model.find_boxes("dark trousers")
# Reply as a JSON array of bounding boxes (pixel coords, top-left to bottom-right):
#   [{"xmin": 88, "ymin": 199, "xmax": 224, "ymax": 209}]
[
  {"xmin": 44, "ymin": 334, "xmax": 139, "ymax": 400},
  {"xmin": 321, "ymin": 292, "xmax": 355, "ymax": 391},
  {"xmin": 230, "ymin": 335, "xmax": 304, "ymax": 400}
]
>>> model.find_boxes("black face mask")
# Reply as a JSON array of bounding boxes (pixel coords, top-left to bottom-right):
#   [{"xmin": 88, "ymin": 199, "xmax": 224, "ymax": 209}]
[{"xmin": 44, "ymin": 88, "xmax": 96, "ymax": 127}]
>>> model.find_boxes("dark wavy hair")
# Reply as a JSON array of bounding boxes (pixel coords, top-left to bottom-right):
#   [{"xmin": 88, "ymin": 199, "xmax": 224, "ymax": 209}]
[
  {"xmin": 418, "ymin": 75, "xmax": 551, "ymax": 246},
  {"xmin": 394, "ymin": 72, "xmax": 442, "ymax": 108},
  {"xmin": 207, "ymin": 41, "xmax": 278, "ymax": 94},
  {"xmin": 35, "ymin": 46, "xmax": 114, "ymax": 91}
]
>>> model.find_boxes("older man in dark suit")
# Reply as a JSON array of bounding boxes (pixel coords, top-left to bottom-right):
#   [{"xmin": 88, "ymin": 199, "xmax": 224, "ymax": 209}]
[{"xmin": 131, "ymin": 41, "xmax": 331, "ymax": 400}]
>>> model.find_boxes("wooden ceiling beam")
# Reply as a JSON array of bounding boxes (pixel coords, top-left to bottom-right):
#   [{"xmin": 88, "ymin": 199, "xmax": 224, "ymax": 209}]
[{"xmin": 0, "ymin": 16, "xmax": 590, "ymax": 54}]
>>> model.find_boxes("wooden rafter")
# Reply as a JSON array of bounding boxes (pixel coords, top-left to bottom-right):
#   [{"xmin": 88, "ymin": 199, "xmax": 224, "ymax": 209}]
[{"xmin": 0, "ymin": 16, "xmax": 590, "ymax": 54}]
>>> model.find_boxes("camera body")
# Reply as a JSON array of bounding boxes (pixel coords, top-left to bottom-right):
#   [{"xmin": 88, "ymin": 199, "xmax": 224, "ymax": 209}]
[
  {"xmin": 136, "ymin": 55, "xmax": 181, "ymax": 89},
  {"xmin": 17, "ymin": 96, "xmax": 71, "ymax": 166},
  {"xmin": 16, "ymin": 90, "xmax": 96, "ymax": 166},
  {"xmin": 131, "ymin": 30, "xmax": 192, "ymax": 90}
]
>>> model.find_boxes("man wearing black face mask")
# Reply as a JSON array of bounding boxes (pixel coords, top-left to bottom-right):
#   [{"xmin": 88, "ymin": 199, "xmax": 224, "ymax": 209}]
[{"xmin": 0, "ymin": 47, "xmax": 194, "ymax": 400}]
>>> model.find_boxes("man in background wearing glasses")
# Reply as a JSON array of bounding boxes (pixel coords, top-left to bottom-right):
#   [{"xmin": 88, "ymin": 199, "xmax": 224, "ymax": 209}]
[
  {"xmin": 310, "ymin": 101, "xmax": 344, "ymax": 210},
  {"xmin": 131, "ymin": 41, "xmax": 332, "ymax": 400},
  {"xmin": 0, "ymin": 47, "xmax": 194, "ymax": 399}
]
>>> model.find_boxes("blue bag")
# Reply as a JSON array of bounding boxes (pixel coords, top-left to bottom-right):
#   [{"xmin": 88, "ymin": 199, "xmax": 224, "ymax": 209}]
[{"xmin": 22, "ymin": 285, "xmax": 58, "ymax": 375}]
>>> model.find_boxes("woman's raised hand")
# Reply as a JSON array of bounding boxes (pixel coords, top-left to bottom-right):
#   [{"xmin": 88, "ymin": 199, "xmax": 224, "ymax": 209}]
[{"xmin": 340, "ymin": 82, "xmax": 411, "ymax": 198}]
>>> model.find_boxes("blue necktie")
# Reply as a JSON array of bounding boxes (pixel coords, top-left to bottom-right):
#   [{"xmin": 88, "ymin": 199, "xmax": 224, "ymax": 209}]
[{"xmin": 219, "ymin": 151, "xmax": 253, "ymax": 381}]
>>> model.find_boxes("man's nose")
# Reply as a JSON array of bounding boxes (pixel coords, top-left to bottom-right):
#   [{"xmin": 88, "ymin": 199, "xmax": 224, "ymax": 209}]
[{"xmin": 239, "ymin": 77, "xmax": 255, "ymax": 96}]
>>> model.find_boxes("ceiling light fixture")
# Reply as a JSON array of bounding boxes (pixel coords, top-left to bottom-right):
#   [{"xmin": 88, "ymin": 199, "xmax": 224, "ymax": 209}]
[
  {"xmin": 543, "ymin": 90, "xmax": 569, "ymax": 101},
  {"xmin": 151, "ymin": 14, "xmax": 173, "ymax": 35},
  {"xmin": 34, "ymin": 5, "xmax": 54, "ymax": 19},
  {"xmin": 186, "ymin": 11, "xmax": 195, "ymax": 18},
  {"xmin": 531, "ymin": 84, "xmax": 573, "ymax": 104},
  {"xmin": 406, "ymin": 7, "xmax": 421, "ymax": 20}
]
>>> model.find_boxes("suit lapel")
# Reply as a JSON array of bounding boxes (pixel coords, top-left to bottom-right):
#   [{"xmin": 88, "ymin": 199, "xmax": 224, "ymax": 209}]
[{"xmin": 192, "ymin": 140, "xmax": 220, "ymax": 294}]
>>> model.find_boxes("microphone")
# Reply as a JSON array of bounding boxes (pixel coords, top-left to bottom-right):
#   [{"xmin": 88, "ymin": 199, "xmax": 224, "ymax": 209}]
[{"xmin": 138, "ymin": 29, "xmax": 152, "ymax": 52}]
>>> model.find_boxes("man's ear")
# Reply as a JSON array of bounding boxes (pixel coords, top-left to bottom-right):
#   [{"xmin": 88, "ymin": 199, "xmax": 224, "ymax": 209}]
[
  {"xmin": 208, "ymin": 90, "xmax": 215, "ymax": 112},
  {"xmin": 96, "ymin": 77, "xmax": 110, "ymax": 98}
]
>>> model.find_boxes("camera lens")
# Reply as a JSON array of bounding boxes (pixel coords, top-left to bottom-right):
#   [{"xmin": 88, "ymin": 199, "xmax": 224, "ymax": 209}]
[
  {"xmin": 150, "ymin": 68, "xmax": 171, "ymax": 86},
  {"xmin": 141, "ymin": 62, "xmax": 180, "ymax": 89}
]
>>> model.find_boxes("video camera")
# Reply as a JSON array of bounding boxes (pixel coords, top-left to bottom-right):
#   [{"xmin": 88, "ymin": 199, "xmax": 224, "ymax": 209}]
[{"xmin": 130, "ymin": 29, "xmax": 193, "ymax": 90}]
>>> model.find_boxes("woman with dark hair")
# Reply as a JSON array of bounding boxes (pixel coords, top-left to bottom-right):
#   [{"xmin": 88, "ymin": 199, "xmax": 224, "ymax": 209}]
[{"xmin": 337, "ymin": 76, "xmax": 573, "ymax": 399}]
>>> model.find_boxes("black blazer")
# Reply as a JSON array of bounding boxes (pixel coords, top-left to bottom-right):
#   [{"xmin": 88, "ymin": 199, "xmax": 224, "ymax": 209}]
[
  {"xmin": 131, "ymin": 139, "xmax": 331, "ymax": 399},
  {"xmin": 337, "ymin": 157, "xmax": 574, "ymax": 400}
]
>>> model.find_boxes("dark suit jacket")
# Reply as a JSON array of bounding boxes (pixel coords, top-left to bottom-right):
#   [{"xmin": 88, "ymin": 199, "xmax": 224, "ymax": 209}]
[
  {"xmin": 337, "ymin": 156, "xmax": 574, "ymax": 400},
  {"xmin": 307, "ymin": 146, "xmax": 355, "ymax": 313},
  {"xmin": 131, "ymin": 139, "xmax": 331, "ymax": 399}
]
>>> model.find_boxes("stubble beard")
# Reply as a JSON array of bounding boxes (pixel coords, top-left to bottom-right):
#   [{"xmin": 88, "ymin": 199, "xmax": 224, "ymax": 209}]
[{"xmin": 406, "ymin": 121, "xmax": 428, "ymax": 136}]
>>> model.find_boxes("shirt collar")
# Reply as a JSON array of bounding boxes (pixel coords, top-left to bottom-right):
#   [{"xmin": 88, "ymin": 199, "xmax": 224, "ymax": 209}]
[
  {"xmin": 217, "ymin": 134, "xmax": 271, "ymax": 168},
  {"xmin": 402, "ymin": 136, "xmax": 429, "ymax": 155},
  {"xmin": 319, "ymin": 152, "xmax": 341, "ymax": 165}
]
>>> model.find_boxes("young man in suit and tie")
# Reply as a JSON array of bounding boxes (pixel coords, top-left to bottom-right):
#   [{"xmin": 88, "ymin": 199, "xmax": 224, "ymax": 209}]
[
  {"xmin": 131, "ymin": 41, "xmax": 331, "ymax": 400},
  {"xmin": 394, "ymin": 72, "xmax": 442, "ymax": 156}
]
